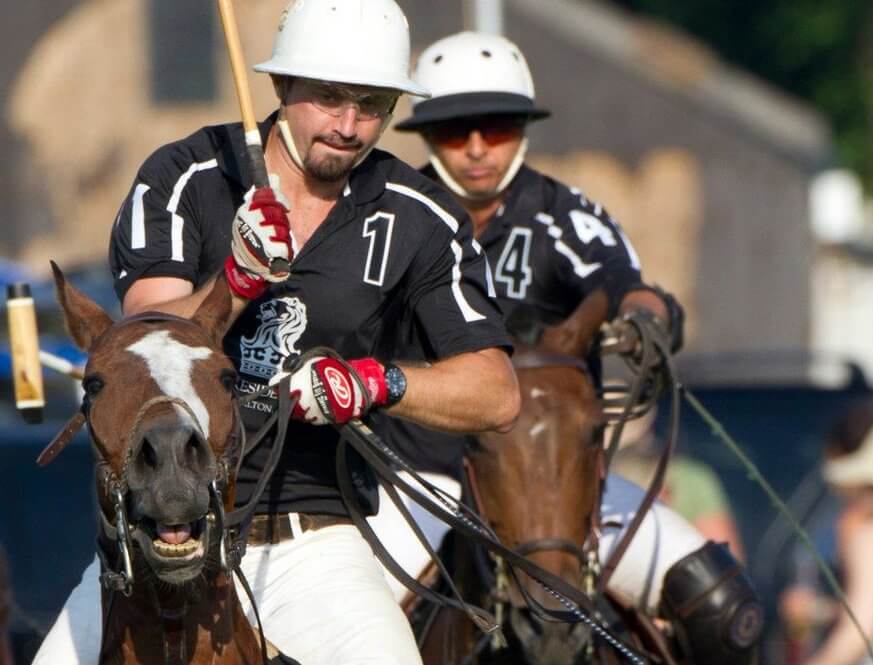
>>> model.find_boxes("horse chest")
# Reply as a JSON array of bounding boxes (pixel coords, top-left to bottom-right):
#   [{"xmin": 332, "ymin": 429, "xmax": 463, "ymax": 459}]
[{"xmin": 104, "ymin": 599, "xmax": 256, "ymax": 665}]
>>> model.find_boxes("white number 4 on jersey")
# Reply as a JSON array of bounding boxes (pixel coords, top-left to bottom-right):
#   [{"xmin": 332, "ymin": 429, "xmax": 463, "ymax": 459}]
[{"xmin": 569, "ymin": 209, "xmax": 617, "ymax": 246}]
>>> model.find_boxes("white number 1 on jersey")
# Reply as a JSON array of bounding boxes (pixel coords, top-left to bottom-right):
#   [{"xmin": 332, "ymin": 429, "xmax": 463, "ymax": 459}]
[{"xmin": 362, "ymin": 212, "xmax": 395, "ymax": 286}]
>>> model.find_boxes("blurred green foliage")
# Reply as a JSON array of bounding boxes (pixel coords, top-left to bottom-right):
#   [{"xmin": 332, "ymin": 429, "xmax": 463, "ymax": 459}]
[{"xmin": 613, "ymin": 0, "xmax": 873, "ymax": 187}]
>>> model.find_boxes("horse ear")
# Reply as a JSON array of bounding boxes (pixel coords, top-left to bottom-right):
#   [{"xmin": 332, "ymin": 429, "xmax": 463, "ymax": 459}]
[
  {"xmin": 51, "ymin": 261, "xmax": 114, "ymax": 351},
  {"xmin": 540, "ymin": 290, "xmax": 609, "ymax": 357},
  {"xmin": 190, "ymin": 276, "xmax": 233, "ymax": 344}
]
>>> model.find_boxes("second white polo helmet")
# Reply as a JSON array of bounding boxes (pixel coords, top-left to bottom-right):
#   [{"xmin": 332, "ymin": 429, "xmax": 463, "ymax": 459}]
[
  {"xmin": 254, "ymin": 0, "xmax": 429, "ymax": 97},
  {"xmin": 395, "ymin": 31, "xmax": 549, "ymax": 131}
]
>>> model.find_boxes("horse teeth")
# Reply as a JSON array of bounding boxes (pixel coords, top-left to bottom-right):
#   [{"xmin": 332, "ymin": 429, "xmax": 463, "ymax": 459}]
[{"xmin": 152, "ymin": 538, "xmax": 202, "ymax": 558}]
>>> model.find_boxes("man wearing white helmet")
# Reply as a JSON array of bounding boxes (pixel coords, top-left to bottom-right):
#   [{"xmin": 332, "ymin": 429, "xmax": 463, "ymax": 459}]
[
  {"xmin": 381, "ymin": 31, "xmax": 762, "ymax": 665},
  {"xmin": 32, "ymin": 7, "xmax": 520, "ymax": 665}
]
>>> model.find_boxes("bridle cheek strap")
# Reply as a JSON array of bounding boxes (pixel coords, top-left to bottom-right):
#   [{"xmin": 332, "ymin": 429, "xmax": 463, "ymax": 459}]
[{"xmin": 36, "ymin": 410, "xmax": 87, "ymax": 466}]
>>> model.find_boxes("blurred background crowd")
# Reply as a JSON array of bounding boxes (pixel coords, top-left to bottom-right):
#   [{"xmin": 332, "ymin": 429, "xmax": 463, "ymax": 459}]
[{"xmin": 0, "ymin": 1, "xmax": 871, "ymax": 663}]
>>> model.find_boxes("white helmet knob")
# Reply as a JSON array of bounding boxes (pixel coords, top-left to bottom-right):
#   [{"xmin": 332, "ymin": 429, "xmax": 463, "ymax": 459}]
[{"xmin": 255, "ymin": 0, "xmax": 429, "ymax": 97}]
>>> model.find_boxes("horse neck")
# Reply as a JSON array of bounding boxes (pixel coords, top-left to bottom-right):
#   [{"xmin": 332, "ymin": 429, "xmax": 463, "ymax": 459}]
[{"xmin": 100, "ymin": 571, "xmax": 259, "ymax": 665}]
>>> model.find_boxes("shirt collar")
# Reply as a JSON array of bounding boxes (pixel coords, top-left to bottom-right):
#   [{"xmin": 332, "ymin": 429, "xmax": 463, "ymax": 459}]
[{"xmin": 344, "ymin": 150, "xmax": 388, "ymax": 204}]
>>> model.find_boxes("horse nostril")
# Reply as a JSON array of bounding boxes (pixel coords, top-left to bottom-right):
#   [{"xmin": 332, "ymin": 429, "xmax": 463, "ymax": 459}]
[
  {"xmin": 186, "ymin": 434, "xmax": 206, "ymax": 461},
  {"xmin": 140, "ymin": 439, "xmax": 158, "ymax": 469}
]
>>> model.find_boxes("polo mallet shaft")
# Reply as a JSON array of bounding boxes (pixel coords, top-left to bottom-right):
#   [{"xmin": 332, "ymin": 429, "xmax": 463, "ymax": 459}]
[
  {"xmin": 6, "ymin": 284, "xmax": 44, "ymax": 423},
  {"xmin": 216, "ymin": 0, "xmax": 290, "ymax": 275},
  {"xmin": 39, "ymin": 350, "xmax": 84, "ymax": 381},
  {"xmin": 216, "ymin": 0, "xmax": 267, "ymax": 188}
]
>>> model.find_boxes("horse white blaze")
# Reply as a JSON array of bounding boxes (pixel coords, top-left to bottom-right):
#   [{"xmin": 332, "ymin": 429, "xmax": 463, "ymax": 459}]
[{"xmin": 127, "ymin": 330, "xmax": 213, "ymax": 439}]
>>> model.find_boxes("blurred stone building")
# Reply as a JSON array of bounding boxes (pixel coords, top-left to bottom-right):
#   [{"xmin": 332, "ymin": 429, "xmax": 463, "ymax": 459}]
[{"xmin": 1, "ymin": 0, "xmax": 831, "ymax": 355}]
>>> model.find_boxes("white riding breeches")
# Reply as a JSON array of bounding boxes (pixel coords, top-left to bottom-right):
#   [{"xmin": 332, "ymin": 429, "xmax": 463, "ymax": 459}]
[
  {"xmin": 365, "ymin": 471, "xmax": 464, "ymax": 603},
  {"xmin": 368, "ymin": 471, "xmax": 705, "ymax": 614},
  {"xmin": 32, "ymin": 524, "xmax": 421, "ymax": 665}
]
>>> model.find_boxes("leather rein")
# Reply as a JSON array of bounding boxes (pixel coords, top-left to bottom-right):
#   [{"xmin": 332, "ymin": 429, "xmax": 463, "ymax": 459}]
[{"xmin": 334, "ymin": 347, "xmax": 652, "ymax": 665}]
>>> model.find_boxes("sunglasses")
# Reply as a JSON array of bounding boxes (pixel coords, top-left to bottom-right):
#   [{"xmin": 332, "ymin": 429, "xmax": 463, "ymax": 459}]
[
  {"xmin": 426, "ymin": 116, "xmax": 526, "ymax": 148},
  {"xmin": 302, "ymin": 80, "xmax": 398, "ymax": 121}
]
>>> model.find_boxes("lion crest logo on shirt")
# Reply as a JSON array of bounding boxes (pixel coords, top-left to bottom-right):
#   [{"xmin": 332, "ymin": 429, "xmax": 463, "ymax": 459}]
[{"xmin": 239, "ymin": 297, "xmax": 308, "ymax": 379}]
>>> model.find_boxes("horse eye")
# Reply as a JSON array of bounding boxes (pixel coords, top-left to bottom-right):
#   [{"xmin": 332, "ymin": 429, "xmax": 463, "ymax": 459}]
[
  {"xmin": 220, "ymin": 369, "xmax": 237, "ymax": 392},
  {"xmin": 83, "ymin": 376, "xmax": 104, "ymax": 397}
]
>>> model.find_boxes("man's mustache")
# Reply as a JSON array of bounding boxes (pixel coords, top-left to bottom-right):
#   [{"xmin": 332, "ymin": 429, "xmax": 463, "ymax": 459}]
[{"xmin": 315, "ymin": 133, "xmax": 364, "ymax": 151}]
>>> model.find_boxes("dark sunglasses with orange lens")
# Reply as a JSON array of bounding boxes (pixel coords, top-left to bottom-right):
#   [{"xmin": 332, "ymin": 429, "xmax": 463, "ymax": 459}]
[{"xmin": 427, "ymin": 115, "xmax": 527, "ymax": 148}]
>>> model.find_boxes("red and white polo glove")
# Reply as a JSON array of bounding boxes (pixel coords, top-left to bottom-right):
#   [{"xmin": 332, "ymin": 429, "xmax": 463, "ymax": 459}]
[
  {"xmin": 225, "ymin": 176, "xmax": 296, "ymax": 299},
  {"xmin": 288, "ymin": 357, "xmax": 388, "ymax": 425}
]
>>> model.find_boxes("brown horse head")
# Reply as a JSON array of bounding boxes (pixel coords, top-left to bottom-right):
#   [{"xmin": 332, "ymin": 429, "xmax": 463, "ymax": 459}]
[
  {"xmin": 469, "ymin": 291, "xmax": 608, "ymax": 665},
  {"xmin": 53, "ymin": 264, "xmax": 238, "ymax": 586}
]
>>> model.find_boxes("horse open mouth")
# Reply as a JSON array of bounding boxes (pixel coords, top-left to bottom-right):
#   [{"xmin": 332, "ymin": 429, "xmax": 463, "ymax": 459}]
[
  {"xmin": 152, "ymin": 520, "xmax": 206, "ymax": 559},
  {"xmin": 134, "ymin": 516, "xmax": 211, "ymax": 574}
]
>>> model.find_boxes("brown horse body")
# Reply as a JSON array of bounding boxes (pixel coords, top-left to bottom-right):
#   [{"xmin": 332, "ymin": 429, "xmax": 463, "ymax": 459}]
[
  {"xmin": 52, "ymin": 267, "xmax": 262, "ymax": 665},
  {"xmin": 419, "ymin": 294, "xmax": 612, "ymax": 665}
]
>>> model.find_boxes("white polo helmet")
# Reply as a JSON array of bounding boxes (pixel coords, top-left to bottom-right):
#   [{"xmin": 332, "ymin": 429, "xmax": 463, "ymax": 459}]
[
  {"xmin": 395, "ymin": 31, "xmax": 549, "ymax": 131},
  {"xmin": 824, "ymin": 424, "xmax": 873, "ymax": 487},
  {"xmin": 254, "ymin": 0, "xmax": 429, "ymax": 97},
  {"xmin": 396, "ymin": 32, "xmax": 549, "ymax": 201}
]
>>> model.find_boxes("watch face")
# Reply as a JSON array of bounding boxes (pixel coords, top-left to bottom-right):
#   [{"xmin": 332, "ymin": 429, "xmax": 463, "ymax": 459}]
[{"xmin": 385, "ymin": 365, "xmax": 407, "ymax": 405}]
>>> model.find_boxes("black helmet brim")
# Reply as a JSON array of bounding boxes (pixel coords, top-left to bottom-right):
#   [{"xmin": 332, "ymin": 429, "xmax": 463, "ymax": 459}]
[{"xmin": 394, "ymin": 91, "xmax": 550, "ymax": 132}]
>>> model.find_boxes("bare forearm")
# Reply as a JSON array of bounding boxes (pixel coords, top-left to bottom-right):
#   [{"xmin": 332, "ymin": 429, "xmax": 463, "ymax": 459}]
[
  {"xmin": 386, "ymin": 348, "xmax": 520, "ymax": 433},
  {"xmin": 123, "ymin": 275, "xmax": 248, "ymax": 321}
]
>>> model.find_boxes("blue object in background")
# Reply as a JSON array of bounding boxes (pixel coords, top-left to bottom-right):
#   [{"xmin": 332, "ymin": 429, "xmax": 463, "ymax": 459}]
[{"xmin": 0, "ymin": 262, "xmax": 113, "ymax": 663}]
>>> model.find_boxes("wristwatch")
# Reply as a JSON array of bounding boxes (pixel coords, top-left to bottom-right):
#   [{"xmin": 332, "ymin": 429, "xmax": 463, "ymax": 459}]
[{"xmin": 384, "ymin": 363, "xmax": 407, "ymax": 407}]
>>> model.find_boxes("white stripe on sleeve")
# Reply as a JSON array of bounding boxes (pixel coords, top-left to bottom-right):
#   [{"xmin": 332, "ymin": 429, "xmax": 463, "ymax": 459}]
[
  {"xmin": 386, "ymin": 183, "xmax": 459, "ymax": 232},
  {"xmin": 534, "ymin": 212, "xmax": 602, "ymax": 278},
  {"xmin": 471, "ymin": 238, "xmax": 496, "ymax": 297},
  {"xmin": 131, "ymin": 183, "xmax": 150, "ymax": 249},
  {"xmin": 386, "ymin": 182, "xmax": 486, "ymax": 322},
  {"xmin": 166, "ymin": 159, "xmax": 219, "ymax": 262},
  {"xmin": 450, "ymin": 241, "xmax": 486, "ymax": 322}
]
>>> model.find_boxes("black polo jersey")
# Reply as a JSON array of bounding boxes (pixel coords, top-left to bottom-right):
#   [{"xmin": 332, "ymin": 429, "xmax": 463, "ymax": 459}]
[
  {"xmin": 108, "ymin": 114, "xmax": 511, "ymax": 516},
  {"xmin": 380, "ymin": 163, "xmax": 643, "ymax": 476}
]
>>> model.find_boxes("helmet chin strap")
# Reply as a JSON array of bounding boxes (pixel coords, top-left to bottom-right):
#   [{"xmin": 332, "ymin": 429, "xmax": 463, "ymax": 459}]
[
  {"xmin": 277, "ymin": 116, "xmax": 306, "ymax": 171},
  {"xmin": 428, "ymin": 137, "xmax": 528, "ymax": 202},
  {"xmin": 276, "ymin": 110, "xmax": 393, "ymax": 175}
]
